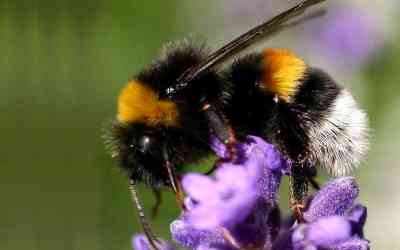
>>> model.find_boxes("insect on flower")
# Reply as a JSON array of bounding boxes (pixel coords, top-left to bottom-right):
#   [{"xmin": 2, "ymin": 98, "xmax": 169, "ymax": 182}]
[{"xmin": 104, "ymin": 0, "xmax": 369, "ymax": 247}]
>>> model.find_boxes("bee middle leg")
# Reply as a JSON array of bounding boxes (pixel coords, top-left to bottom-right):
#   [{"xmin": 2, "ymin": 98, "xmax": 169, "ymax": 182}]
[{"xmin": 289, "ymin": 163, "xmax": 309, "ymax": 223}]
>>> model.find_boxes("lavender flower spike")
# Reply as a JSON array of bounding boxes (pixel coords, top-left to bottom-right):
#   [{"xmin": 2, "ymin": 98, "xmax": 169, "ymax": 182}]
[
  {"xmin": 333, "ymin": 238, "xmax": 370, "ymax": 250},
  {"xmin": 210, "ymin": 135, "xmax": 289, "ymax": 202},
  {"xmin": 287, "ymin": 177, "xmax": 369, "ymax": 250},
  {"xmin": 245, "ymin": 136, "xmax": 289, "ymax": 202},
  {"xmin": 304, "ymin": 177, "xmax": 359, "ymax": 222},
  {"xmin": 171, "ymin": 136, "xmax": 289, "ymax": 249},
  {"xmin": 132, "ymin": 234, "xmax": 175, "ymax": 250},
  {"xmin": 181, "ymin": 158, "xmax": 260, "ymax": 230},
  {"xmin": 170, "ymin": 216, "xmax": 231, "ymax": 250},
  {"xmin": 305, "ymin": 216, "xmax": 352, "ymax": 247},
  {"xmin": 182, "ymin": 136, "xmax": 288, "ymax": 231},
  {"xmin": 170, "ymin": 136, "xmax": 369, "ymax": 250},
  {"xmin": 347, "ymin": 204, "xmax": 367, "ymax": 238}
]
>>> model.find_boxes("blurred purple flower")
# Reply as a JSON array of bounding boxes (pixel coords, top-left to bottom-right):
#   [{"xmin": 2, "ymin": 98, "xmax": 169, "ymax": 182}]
[
  {"xmin": 217, "ymin": 0, "xmax": 384, "ymax": 65},
  {"xmin": 312, "ymin": 5, "xmax": 384, "ymax": 67}
]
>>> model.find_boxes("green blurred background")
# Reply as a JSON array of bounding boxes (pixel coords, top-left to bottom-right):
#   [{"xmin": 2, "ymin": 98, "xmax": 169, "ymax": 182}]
[{"xmin": 1, "ymin": 0, "xmax": 398, "ymax": 249}]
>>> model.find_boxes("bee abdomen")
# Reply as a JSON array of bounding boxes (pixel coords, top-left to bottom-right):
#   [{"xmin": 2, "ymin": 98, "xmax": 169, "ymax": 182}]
[{"xmin": 307, "ymin": 89, "xmax": 369, "ymax": 176}]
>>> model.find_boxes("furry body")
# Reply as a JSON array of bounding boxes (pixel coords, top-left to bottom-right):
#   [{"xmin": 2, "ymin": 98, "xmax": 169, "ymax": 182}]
[{"xmin": 107, "ymin": 42, "xmax": 369, "ymax": 188}]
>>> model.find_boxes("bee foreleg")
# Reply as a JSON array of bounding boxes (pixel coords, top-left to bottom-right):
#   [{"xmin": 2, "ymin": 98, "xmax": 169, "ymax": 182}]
[
  {"xmin": 202, "ymin": 103, "xmax": 238, "ymax": 161},
  {"xmin": 129, "ymin": 180, "xmax": 161, "ymax": 250},
  {"xmin": 162, "ymin": 144, "xmax": 185, "ymax": 210}
]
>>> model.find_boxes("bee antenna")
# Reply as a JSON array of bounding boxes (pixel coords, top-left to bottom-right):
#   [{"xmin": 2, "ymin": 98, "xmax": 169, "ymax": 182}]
[{"xmin": 129, "ymin": 179, "xmax": 161, "ymax": 250}]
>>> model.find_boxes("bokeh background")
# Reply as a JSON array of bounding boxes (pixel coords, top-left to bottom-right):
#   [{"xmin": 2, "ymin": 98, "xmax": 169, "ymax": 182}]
[{"xmin": 1, "ymin": 0, "xmax": 398, "ymax": 249}]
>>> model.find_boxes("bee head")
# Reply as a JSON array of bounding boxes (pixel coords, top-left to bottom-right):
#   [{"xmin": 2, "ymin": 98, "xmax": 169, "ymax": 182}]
[
  {"xmin": 111, "ymin": 78, "xmax": 212, "ymax": 186},
  {"xmin": 109, "ymin": 122, "xmax": 173, "ymax": 186},
  {"xmin": 109, "ymin": 79, "xmax": 179, "ymax": 186}
]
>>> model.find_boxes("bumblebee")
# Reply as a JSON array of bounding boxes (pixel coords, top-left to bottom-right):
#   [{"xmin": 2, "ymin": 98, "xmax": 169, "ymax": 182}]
[{"xmin": 105, "ymin": 0, "xmax": 369, "ymax": 247}]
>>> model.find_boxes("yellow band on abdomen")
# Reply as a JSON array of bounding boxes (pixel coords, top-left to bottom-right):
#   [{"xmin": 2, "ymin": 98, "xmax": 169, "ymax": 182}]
[{"xmin": 261, "ymin": 48, "xmax": 307, "ymax": 102}]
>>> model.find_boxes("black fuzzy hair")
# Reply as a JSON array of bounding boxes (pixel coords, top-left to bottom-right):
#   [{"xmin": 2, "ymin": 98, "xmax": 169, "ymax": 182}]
[
  {"xmin": 223, "ymin": 53, "xmax": 341, "ymax": 161},
  {"xmin": 108, "ymin": 40, "xmax": 227, "ymax": 187},
  {"xmin": 293, "ymin": 67, "xmax": 342, "ymax": 122},
  {"xmin": 136, "ymin": 40, "xmax": 208, "ymax": 96},
  {"xmin": 108, "ymin": 41, "xmax": 343, "ymax": 188}
]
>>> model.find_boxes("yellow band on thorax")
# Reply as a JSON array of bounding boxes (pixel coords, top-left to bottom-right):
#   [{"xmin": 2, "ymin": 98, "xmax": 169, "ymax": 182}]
[{"xmin": 117, "ymin": 80, "xmax": 178, "ymax": 126}]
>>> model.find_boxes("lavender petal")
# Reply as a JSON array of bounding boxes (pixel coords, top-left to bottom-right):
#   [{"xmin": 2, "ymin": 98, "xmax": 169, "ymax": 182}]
[
  {"xmin": 181, "ymin": 173, "xmax": 218, "ymax": 202},
  {"xmin": 347, "ymin": 204, "xmax": 367, "ymax": 238},
  {"xmin": 170, "ymin": 218, "xmax": 232, "ymax": 250},
  {"xmin": 132, "ymin": 235, "xmax": 175, "ymax": 250},
  {"xmin": 332, "ymin": 237, "xmax": 370, "ymax": 250},
  {"xmin": 304, "ymin": 177, "xmax": 359, "ymax": 222},
  {"xmin": 271, "ymin": 229, "xmax": 294, "ymax": 250},
  {"xmin": 307, "ymin": 216, "xmax": 352, "ymax": 247},
  {"xmin": 230, "ymin": 199, "xmax": 271, "ymax": 248}
]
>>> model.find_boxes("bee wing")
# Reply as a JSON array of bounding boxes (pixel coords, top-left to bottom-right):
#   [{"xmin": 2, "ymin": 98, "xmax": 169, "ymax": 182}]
[{"xmin": 171, "ymin": 0, "xmax": 325, "ymax": 96}]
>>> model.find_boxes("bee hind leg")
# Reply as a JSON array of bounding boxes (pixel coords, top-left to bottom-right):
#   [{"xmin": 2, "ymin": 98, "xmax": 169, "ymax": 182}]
[{"xmin": 289, "ymin": 163, "xmax": 309, "ymax": 223}]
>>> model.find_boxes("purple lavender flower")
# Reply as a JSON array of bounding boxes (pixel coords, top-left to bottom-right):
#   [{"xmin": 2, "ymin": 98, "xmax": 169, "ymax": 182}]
[
  {"xmin": 275, "ymin": 177, "xmax": 369, "ymax": 250},
  {"xmin": 170, "ymin": 215, "xmax": 231, "ymax": 250},
  {"xmin": 347, "ymin": 204, "xmax": 367, "ymax": 238},
  {"xmin": 132, "ymin": 235, "xmax": 175, "ymax": 250},
  {"xmin": 182, "ymin": 136, "xmax": 288, "ymax": 231},
  {"xmin": 291, "ymin": 217, "xmax": 352, "ymax": 249},
  {"xmin": 332, "ymin": 238, "xmax": 370, "ymax": 250},
  {"xmin": 303, "ymin": 177, "xmax": 359, "ymax": 222},
  {"xmin": 130, "ymin": 136, "xmax": 370, "ymax": 250},
  {"xmin": 175, "ymin": 137, "xmax": 369, "ymax": 250},
  {"xmin": 172, "ymin": 200, "xmax": 280, "ymax": 250},
  {"xmin": 170, "ymin": 136, "xmax": 288, "ymax": 249},
  {"xmin": 181, "ymin": 164, "xmax": 259, "ymax": 230},
  {"xmin": 210, "ymin": 135, "xmax": 289, "ymax": 202}
]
